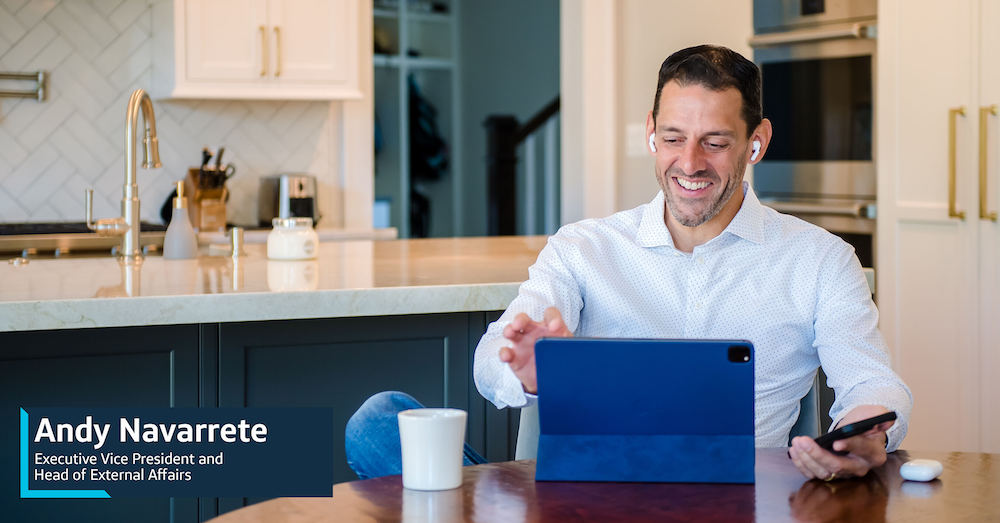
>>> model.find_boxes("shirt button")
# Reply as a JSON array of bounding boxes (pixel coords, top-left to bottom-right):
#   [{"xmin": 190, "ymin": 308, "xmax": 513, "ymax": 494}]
[
  {"xmin": 694, "ymin": 302, "xmax": 703, "ymax": 309},
  {"xmin": 697, "ymin": 257, "xmax": 705, "ymax": 265}
]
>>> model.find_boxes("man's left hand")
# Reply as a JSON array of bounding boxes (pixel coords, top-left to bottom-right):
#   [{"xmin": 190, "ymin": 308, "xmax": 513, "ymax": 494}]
[{"xmin": 789, "ymin": 405, "xmax": 895, "ymax": 481}]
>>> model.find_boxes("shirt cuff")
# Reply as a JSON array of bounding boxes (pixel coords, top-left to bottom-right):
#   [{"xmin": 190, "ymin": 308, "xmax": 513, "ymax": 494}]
[
  {"xmin": 522, "ymin": 392, "xmax": 538, "ymax": 408},
  {"xmin": 884, "ymin": 421, "xmax": 904, "ymax": 452},
  {"xmin": 829, "ymin": 407, "xmax": 904, "ymax": 453}
]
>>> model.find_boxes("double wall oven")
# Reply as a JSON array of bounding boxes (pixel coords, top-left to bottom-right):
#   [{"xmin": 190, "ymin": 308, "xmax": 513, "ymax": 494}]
[{"xmin": 751, "ymin": 0, "xmax": 877, "ymax": 269}]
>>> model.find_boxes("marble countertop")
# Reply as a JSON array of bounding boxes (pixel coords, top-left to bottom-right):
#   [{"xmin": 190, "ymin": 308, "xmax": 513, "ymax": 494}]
[
  {"xmin": 0, "ymin": 236, "xmax": 548, "ymax": 332},
  {"xmin": 198, "ymin": 226, "xmax": 398, "ymax": 245}
]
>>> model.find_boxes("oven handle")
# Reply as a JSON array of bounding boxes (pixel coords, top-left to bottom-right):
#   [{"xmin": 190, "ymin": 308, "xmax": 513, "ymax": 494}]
[
  {"xmin": 749, "ymin": 23, "xmax": 875, "ymax": 47},
  {"xmin": 762, "ymin": 201, "xmax": 876, "ymax": 219}
]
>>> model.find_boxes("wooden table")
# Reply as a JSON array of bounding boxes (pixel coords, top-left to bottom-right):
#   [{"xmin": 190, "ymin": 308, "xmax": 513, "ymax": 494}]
[{"xmin": 209, "ymin": 449, "xmax": 1000, "ymax": 522}]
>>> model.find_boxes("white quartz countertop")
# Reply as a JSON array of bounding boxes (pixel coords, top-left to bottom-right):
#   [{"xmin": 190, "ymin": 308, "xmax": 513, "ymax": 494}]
[
  {"xmin": 0, "ymin": 236, "xmax": 548, "ymax": 332},
  {"xmin": 198, "ymin": 226, "xmax": 398, "ymax": 245}
]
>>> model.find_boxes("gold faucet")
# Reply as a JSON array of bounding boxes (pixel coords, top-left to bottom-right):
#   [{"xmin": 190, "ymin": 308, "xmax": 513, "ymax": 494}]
[{"xmin": 85, "ymin": 88, "xmax": 162, "ymax": 264}]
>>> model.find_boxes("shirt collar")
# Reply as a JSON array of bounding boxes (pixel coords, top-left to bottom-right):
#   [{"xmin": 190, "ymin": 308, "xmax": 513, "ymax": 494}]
[
  {"xmin": 636, "ymin": 190, "xmax": 673, "ymax": 248},
  {"xmin": 725, "ymin": 182, "xmax": 767, "ymax": 245},
  {"xmin": 636, "ymin": 181, "xmax": 767, "ymax": 249}
]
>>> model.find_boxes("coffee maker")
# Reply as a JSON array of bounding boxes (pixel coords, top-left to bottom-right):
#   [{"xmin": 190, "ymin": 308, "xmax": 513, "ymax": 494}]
[{"xmin": 258, "ymin": 174, "xmax": 320, "ymax": 227}]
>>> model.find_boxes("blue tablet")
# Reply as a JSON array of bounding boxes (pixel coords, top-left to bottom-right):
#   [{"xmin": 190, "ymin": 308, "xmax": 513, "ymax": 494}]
[{"xmin": 533, "ymin": 337, "xmax": 755, "ymax": 483}]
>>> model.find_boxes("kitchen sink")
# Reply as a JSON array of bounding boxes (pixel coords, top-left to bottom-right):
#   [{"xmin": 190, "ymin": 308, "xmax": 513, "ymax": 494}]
[{"xmin": 0, "ymin": 223, "xmax": 167, "ymax": 258}]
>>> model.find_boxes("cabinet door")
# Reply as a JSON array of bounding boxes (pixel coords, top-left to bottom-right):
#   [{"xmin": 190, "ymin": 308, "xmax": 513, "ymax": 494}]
[
  {"xmin": 217, "ymin": 313, "xmax": 472, "ymax": 513},
  {"xmin": 267, "ymin": 0, "xmax": 357, "ymax": 83},
  {"xmin": 0, "ymin": 326, "xmax": 200, "ymax": 523},
  {"xmin": 186, "ymin": 0, "xmax": 268, "ymax": 80},
  {"xmin": 978, "ymin": 0, "xmax": 1000, "ymax": 454},
  {"xmin": 877, "ymin": 0, "xmax": 981, "ymax": 451}
]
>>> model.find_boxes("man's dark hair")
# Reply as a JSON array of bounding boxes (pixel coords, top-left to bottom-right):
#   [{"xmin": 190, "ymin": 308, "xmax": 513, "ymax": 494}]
[{"xmin": 652, "ymin": 45, "xmax": 762, "ymax": 137}]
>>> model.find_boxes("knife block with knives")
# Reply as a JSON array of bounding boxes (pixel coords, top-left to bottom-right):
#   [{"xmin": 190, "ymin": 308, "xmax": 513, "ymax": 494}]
[{"xmin": 184, "ymin": 168, "xmax": 227, "ymax": 232}]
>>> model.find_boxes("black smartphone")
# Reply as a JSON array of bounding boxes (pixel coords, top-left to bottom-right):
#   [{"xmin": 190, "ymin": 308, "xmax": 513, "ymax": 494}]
[{"xmin": 813, "ymin": 411, "xmax": 898, "ymax": 456}]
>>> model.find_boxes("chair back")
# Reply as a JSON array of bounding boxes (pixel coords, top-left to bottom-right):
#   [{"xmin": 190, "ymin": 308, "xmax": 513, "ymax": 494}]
[
  {"xmin": 787, "ymin": 374, "xmax": 822, "ymax": 441},
  {"xmin": 514, "ymin": 404, "xmax": 540, "ymax": 460}
]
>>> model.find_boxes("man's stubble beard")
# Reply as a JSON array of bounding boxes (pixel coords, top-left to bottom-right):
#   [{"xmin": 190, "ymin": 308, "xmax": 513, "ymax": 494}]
[{"xmin": 659, "ymin": 155, "xmax": 746, "ymax": 228}]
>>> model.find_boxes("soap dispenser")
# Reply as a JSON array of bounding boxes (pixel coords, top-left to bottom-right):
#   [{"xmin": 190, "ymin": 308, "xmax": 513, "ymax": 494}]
[{"xmin": 163, "ymin": 181, "xmax": 199, "ymax": 259}]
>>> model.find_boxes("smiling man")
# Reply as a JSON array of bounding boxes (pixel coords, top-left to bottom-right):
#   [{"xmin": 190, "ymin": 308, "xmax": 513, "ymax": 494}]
[
  {"xmin": 346, "ymin": 45, "xmax": 912, "ymax": 483},
  {"xmin": 478, "ymin": 45, "xmax": 912, "ymax": 481}
]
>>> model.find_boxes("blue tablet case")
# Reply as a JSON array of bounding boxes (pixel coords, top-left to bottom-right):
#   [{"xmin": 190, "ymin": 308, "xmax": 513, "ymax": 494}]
[{"xmin": 533, "ymin": 338, "xmax": 755, "ymax": 484}]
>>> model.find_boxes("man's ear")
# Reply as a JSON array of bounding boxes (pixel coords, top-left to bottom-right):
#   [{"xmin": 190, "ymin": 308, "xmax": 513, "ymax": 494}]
[
  {"xmin": 749, "ymin": 118, "xmax": 774, "ymax": 164},
  {"xmin": 646, "ymin": 111, "xmax": 656, "ymax": 156}
]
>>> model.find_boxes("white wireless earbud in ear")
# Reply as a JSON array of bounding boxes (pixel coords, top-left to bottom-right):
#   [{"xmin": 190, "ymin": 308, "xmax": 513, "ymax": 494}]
[
  {"xmin": 648, "ymin": 133, "xmax": 657, "ymax": 153},
  {"xmin": 751, "ymin": 140, "xmax": 761, "ymax": 161}
]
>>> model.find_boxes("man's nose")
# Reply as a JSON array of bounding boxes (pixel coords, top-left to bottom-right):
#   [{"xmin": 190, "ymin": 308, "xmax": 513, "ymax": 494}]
[{"xmin": 678, "ymin": 142, "xmax": 708, "ymax": 175}]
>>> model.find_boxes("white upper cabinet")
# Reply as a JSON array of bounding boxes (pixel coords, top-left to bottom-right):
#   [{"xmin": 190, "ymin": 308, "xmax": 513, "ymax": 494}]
[
  {"xmin": 185, "ymin": 0, "xmax": 268, "ymax": 81},
  {"xmin": 154, "ymin": 0, "xmax": 361, "ymax": 100},
  {"xmin": 268, "ymin": 0, "xmax": 355, "ymax": 83}
]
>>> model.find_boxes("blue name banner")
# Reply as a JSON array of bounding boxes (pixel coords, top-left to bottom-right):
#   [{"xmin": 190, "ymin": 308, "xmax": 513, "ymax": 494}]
[{"xmin": 20, "ymin": 407, "xmax": 333, "ymax": 498}]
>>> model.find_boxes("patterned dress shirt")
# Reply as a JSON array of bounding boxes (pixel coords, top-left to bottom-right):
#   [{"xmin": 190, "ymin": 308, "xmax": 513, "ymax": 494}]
[{"xmin": 473, "ymin": 182, "xmax": 912, "ymax": 450}]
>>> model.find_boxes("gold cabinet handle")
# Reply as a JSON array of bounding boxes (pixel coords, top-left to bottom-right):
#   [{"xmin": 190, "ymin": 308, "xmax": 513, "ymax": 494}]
[
  {"xmin": 980, "ymin": 105, "xmax": 999, "ymax": 221},
  {"xmin": 274, "ymin": 26, "xmax": 281, "ymax": 77},
  {"xmin": 259, "ymin": 26, "xmax": 267, "ymax": 77},
  {"xmin": 949, "ymin": 106, "xmax": 967, "ymax": 220}
]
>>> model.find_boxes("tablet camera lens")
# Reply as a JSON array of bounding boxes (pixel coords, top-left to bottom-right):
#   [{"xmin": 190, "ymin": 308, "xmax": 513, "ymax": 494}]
[{"xmin": 728, "ymin": 345, "xmax": 752, "ymax": 363}]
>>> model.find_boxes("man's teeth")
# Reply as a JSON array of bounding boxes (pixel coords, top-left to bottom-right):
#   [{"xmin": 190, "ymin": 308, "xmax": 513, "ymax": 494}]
[{"xmin": 677, "ymin": 178, "xmax": 709, "ymax": 190}]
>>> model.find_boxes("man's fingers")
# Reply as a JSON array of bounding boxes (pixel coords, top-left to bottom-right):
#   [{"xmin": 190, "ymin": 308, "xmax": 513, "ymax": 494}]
[
  {"xmin": 499, "ymin": 345, "xmax": 530, "ymax": 370},
  {"xmin": 792, "ymin": 436, "xmax": 870, "ymax": 479},
  {"xmin": 795, "ymin": 443, "xmax": 833, "ymax": 479},
  {"xmin": 512, "ymin": 312, "xmax": 533, "ymax": 327},
  {"xmin": 788, "ymin": 447, "xmax": 817, "ymax": 479},
  {"xmin": 499, "ymin": 309, "xmax": 569, "ymax": 394},
  {"xmin": 791, "ymin": 437, "xmax": 833, "ymax": 479},
  {"xmin": 503, "ymin": 313, "xmax": 535, "ymax": 340},
  {"xmin": 872, "ymin": 421, "xmax": 895, "ymax": 434},
  {"xmin": 833, "ymin": 433, "xmax": 888, "ymax": 469},
  {"xmin": 547, "ymin": 316, "xmax": 566, "ymax": 335},
  {"xmin": 504, "ymin": 310, "xmax": 572, "ymax": 341},
  {"xmin": 543, "ymin": 307, "xmax": 573, "ymax": 337}
]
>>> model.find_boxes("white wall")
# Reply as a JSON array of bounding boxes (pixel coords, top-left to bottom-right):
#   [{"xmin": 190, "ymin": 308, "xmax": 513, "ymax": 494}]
[
  {"xmin": 560, "ymin": 0, "xmax": 616, "ymax": 224},
  {"xmin": 0, "ymin": 0, "xmax": 355, "ymax": 228},
  {"xmin": 614, "ymin": 0, "xmax": 753, "ymax": 212}
]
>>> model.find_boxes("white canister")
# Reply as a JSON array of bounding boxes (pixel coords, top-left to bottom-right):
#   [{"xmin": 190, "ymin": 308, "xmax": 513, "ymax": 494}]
[{"xmin": 267, "ymin": 217, "xmax": 319, "ymax": 260}]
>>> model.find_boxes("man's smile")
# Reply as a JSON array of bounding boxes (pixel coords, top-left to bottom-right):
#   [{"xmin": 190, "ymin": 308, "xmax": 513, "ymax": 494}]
[{"xmin": 673, "ymin": 176, "xmax": 714, "ymax": 195}]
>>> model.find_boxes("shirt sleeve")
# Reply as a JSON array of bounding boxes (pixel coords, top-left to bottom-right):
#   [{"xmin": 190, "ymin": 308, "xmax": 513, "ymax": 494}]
[
  {"xmin": 473, "ymin": 232, "xmax": 585, "ymax": 410},
  {"xmin": 813, "ymin": 242, "xmax": 913, "ymax": 452}
]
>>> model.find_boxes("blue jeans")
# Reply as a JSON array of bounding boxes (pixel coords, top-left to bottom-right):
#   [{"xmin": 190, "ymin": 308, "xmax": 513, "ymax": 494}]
[{"xmin": 345, "ymin": 391, "xmax": 489, "ymax": 480}]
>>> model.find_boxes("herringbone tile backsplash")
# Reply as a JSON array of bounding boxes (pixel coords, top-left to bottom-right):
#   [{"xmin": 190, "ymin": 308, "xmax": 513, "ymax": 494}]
[{"xmin": 0, "ymin": 0, "xmax": 338, "ymax": 226}]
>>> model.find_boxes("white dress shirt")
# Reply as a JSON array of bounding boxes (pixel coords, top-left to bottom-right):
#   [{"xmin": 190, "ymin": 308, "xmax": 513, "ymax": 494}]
[{"xmin": 473, "ymin": 182, "xmax": 912, "ymax": 451}]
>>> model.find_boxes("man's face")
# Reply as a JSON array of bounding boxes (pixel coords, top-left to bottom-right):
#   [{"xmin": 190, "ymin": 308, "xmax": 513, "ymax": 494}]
[{"xmin": 648, "ymin": 81, "xmax": 750, "ymax": 228}]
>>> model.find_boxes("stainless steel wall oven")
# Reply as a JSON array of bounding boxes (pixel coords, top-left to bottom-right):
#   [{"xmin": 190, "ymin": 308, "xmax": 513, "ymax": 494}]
[{"xmin": 751, "ymin": 0, "xmax": 877, "ymax": 268}]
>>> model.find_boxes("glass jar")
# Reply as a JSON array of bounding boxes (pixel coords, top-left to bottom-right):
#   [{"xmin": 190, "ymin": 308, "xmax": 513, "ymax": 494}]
[{"xmin": 267, "ymin": 217, "xmax": 319, "ymax": 260}]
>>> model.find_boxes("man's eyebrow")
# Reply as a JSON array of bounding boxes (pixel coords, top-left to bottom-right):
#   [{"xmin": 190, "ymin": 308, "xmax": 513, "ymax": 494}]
[{"xmin": 657, "ymin": 126, "xmax": 737, "ymax": 138}]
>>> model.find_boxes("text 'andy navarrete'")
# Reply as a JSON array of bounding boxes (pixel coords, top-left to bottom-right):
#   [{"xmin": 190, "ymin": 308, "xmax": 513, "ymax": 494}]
[{"xmin": 33, "ymin": 416, "xmax": 268, "ymax": 450}]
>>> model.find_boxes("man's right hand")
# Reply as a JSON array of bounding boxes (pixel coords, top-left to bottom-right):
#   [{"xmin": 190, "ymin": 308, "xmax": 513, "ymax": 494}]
[{"xmin": 498, "ymin": 307, "xmax": 573, "ymax": 394}]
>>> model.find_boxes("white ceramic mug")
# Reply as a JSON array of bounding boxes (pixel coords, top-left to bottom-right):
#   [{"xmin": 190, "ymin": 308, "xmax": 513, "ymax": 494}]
[{"xmin": 397, "ymin": 408, "xmax": 467, "ymax": 491}]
